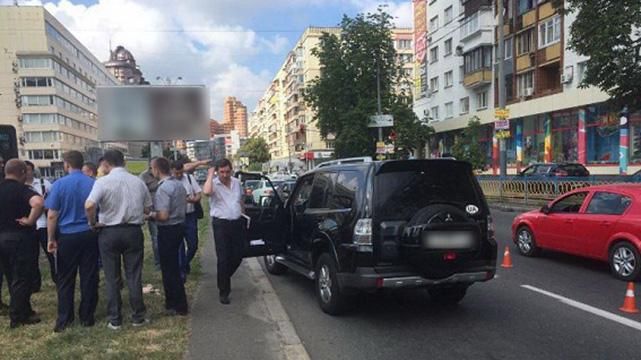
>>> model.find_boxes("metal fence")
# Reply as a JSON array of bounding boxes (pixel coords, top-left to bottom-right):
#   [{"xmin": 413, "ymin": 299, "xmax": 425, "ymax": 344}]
[{"xmin": 477, "ymin": 175, "xmax": 637, "ymax": 206}]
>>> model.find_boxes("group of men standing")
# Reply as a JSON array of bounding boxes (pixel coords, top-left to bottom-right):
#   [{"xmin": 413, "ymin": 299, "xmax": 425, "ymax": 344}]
[{"xmin": 0, "ymin": 149, "xmax": 213, "ymax": 331}]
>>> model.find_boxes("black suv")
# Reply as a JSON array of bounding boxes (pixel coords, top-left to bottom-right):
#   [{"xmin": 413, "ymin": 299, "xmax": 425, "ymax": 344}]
[{"xmin": 238, "ymin": 158, "xmax": 497, "ymax": 315}]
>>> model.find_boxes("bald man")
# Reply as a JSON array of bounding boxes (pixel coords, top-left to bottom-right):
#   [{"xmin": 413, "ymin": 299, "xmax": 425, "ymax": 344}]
[{"xmin": 0, "ymin": 159, "xmax": 44, "ymax": 328}]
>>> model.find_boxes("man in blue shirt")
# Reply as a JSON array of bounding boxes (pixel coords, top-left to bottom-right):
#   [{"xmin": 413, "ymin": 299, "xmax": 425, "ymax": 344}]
[{"xmin": 45, "ymin": 151, "xmax": 98, "ymax": 332}]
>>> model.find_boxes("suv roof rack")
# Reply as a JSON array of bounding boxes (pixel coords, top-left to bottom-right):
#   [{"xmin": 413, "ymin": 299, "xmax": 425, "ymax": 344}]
[{"xmin": 315, "ymin": 156, "xmax": 373, "ymax": 169}]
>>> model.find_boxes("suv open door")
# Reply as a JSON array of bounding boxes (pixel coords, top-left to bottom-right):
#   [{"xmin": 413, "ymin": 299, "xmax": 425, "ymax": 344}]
[{"xmin": 237, "ymin": 172, "xmax": 286, "ymax": 258}]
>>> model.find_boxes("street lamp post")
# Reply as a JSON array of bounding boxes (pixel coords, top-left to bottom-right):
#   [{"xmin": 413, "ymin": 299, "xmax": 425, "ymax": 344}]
[{"xmin": 154, "ymin": 76, "xmax": 183, "ymax": 160}]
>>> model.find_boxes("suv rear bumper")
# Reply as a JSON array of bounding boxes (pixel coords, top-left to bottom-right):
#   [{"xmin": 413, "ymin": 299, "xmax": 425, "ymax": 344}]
[{"xmin": 337, "ymin": 266, "xmax": 495, "ymax": 290}]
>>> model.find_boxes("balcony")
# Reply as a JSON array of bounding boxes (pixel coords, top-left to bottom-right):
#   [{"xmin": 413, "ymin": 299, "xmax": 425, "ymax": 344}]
[
  {"xmin": 541, "ymin": 43, "xmax": 561, "ymax": 65},
  {"xmin": 538, "ymin": 2, "xmax": 556, "ymax": 20},
  {"xmin": 516, "ymin": 53, "xmax": 535, "ymax": 72},
  {"xmin": 463, "ymin": 69, "xmax": 492, "ymax": 89},
  {"xmin": 522, "ymin": 9, "xmax": 537, "ymax": 28}
]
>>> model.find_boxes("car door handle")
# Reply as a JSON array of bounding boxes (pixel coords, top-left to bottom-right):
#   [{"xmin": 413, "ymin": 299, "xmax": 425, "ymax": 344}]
[{"xmin": 600, "ymin": 221, "xmax": 611, "ymax": 226}]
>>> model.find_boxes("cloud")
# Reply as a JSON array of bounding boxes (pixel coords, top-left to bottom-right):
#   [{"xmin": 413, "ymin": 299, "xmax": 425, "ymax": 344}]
[{"xmin": 349, "ymin": 0, "xmax": 413, "ymax": 28}]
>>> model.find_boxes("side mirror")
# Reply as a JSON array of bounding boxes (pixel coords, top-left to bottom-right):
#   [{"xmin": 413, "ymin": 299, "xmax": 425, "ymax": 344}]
[{"xmin": 541, "ymin": 205, "xmax": 550, "ymax": 214}]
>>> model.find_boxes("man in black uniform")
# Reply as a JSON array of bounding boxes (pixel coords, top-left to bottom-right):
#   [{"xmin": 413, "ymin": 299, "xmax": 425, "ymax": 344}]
[{"xmin": 0, "ymin": 159, "xmax": 44, "ymax": 328}]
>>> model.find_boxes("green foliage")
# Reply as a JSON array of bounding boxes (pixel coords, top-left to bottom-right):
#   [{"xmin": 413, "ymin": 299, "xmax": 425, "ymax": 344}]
[
  {"xmin": 565, "ymin": 0, "xmax": 641, "ymax": 110},
  {"xmin": 305, "ymin": 7, "xmax": 431, "ymax": 158},
  {"xmin": 451, "ymin": 118, "xmax": 486, "ymax": 171},
  {"xmin": 239, "ymin": 137, "xmax": 271, "ymax": 167}
]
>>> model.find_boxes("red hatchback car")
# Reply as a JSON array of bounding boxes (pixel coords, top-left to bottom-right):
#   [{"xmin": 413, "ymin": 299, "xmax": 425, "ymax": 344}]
[{"xmin": 511, "ymin": 184, "xmax": 641, "ymax": 281}]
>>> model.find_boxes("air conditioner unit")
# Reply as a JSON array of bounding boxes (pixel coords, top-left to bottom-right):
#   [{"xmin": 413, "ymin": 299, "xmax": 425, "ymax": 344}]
[
  {"xmin": 525, "ymin": 87, "xmax": 534, "ymax": 97},
  {"xmin": 560, "ymin": 74, "xmax": 572, "ymax": 84}
]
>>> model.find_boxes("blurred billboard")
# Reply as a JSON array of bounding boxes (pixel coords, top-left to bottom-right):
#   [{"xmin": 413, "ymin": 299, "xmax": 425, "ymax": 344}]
[{"xmin": 97, "ymin": 85, "xmax": 210, "ymax": 141}]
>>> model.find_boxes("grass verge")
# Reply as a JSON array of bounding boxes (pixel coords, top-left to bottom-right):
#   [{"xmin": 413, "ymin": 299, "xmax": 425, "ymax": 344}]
[{"xmin": 0, "ymin": 205, "xmax": 210, "ymax": 359}]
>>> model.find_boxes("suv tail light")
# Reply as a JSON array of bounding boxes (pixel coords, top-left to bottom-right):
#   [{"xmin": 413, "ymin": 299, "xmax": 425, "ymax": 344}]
[
  {"xmin": 353, "ymin": 218, "xmax": 372, "ymax": 245},
  {"xmin": 487, "ymin": 215, "xmax": 495, "ymax": 240}
]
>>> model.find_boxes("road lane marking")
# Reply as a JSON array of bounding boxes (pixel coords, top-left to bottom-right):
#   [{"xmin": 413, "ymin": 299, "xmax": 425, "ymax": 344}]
[
  {"xmin": 247, "ymin": 257, "xmax": 311, "ymax": 360},
  {"xmin": 521, "ymin": 284, "xmax": 641, "ymax": 332}
]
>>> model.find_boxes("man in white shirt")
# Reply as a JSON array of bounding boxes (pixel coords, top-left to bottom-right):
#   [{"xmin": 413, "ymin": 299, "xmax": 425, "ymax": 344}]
[
  {"xmin": 24, "ymin": 161, "xmax": 54, "ymax": 292},
  {"xmin": 85, "ymin": 150, "xmax": 152, "ymax": 330},
  {"xmin": 171, "ymin": 160, "xmax": 202, "ymax": 281},
  {"xmin": 203, "ymin": 158, "xmax": 244, "ymax": 305}
]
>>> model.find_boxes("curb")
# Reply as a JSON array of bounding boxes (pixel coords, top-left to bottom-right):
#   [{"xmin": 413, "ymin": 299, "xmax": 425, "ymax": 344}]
[{"xmin": 489, "ymin": 203, "xmax": 538, "ymax": 213}]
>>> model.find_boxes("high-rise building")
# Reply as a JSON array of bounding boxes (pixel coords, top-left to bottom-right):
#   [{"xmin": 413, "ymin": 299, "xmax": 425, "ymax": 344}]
[
  {"xmin": 209, "ymin": 119, "xmax": 224, "ymax": 138},
  {"xmin": 412, "ymin": 0, "xmax": 638, "ymax": 175},
  {"xmin": 104, "ymin": 45, "xmax": 149, "ymax": 85},
  {"xmin": 0, "ymin": 6, "xmax": 122, "ymax": 177},
  {"xmin": 222, "ymin": 96, "xmax": 248, "ymax": 137},
  {"xmin": 249, "ymin": 27, "xmax": 414, "ymax": 171}
]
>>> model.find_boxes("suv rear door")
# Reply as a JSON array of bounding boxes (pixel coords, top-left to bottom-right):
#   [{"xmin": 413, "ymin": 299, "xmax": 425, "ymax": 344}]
[{"xmin": 236, "ymin": 172, "xmax": 286, "ymax": 258}]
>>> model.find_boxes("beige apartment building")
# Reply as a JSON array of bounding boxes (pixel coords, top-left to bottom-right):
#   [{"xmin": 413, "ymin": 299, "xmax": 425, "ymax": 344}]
[
  {"xmin": 0, "ymin": 6, "xmax": 121, "ymax": 177},
  {"xmin": 249, "ymin": 27, "xmax": 415, "ymax": 170}
]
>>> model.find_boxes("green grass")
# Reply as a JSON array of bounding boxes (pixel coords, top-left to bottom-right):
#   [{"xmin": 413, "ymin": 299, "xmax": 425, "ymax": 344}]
[
  {"xmin": 126, "ymin": 161, "xmax": 149, "ymax": 176},
  {"xmin": 0, "ymin": 205, "xmax": 209, "ymax": 359}
]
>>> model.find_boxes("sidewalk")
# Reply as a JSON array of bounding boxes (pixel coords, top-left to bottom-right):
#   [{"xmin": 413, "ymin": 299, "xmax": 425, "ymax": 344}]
[{"xmin": 187, "ymin": 228, "xmax": 309, "ymax": 360}]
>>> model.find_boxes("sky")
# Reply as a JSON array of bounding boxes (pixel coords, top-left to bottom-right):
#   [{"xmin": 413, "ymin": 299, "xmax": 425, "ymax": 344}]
[{"xmin": 2, "ymin": 0, "xmax": 412, "ymax": 119}]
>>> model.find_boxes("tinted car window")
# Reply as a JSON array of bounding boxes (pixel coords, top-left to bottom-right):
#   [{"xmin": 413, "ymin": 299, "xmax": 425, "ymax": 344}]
[
  {"xmin": 536, "ymin": 165, "xmax": 552, "ymax": 174},
  {"xmin": 330, "ymin": 171, "xmax": 363, "ymax": 210},
  {"xmin": 309, "ymin": 172, "xmax": 332, "ymax": 209},
  {"xmin": 291, "ymin": 175, "xmax": 314, "ymax": 213},
  {"xmin": 586, "ymin": 192, "xmax": 632, "ymax": 215},
  {"xmin": 375, "ymin": 162, "xmax": 481, "ymax": 221},
  {"xmin": 522, "ymin": 166, "xmax": 536, "ymax": 176},
  {"xmin": 560, "ymin": 164, "xmax": 589, "ymax": 176},
  {"xmin": 550, "ymin": 192, "xmax": 587, "ymax": 213}
]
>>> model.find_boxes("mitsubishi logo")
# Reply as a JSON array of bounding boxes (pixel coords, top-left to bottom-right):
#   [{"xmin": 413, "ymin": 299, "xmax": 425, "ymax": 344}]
[{"xmin": 444, "ymin": 213, "xmax": 454, "ymax": 222}]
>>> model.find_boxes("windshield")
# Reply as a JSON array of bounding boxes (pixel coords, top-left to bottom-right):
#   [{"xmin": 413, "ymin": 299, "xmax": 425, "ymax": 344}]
[
  {"xmin": 374, "ymin": 162, "xmax": 482, "ymax": 221},
  {"xmin": 244, "ymin": 180, "xmax": 260, "ymax": 190}
]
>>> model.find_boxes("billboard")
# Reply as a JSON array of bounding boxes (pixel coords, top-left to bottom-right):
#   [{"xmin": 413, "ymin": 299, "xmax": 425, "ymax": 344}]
[
  {"xmin": 97, "ymin": 86, "xmax": 210, "ymax": 141},
  {"xmin": 413, "ymin": 0, "xmax": 427, "ymax": 64}
]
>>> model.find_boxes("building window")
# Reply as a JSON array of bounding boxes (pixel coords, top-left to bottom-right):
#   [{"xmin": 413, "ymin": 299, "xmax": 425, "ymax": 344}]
[
  {"xmin": 445, "ymin": 102, "xmax": 454, "ymax": 119},
  {"xmin": 460, "ymin": 12, "xmax": 479, "ymax": 38},
  {"xmin": 519, "ymin": 0, "xmax": 535, "ymax": 15},
  {"xmin": 516, "ymin": 71, "xmax": 534, "ymax": 97},
  {"xmin": 444, "ymin": 6, "xmax": 453, "ymax": 24},
  {"xmin": 400, "ymin": 53, "xmax": 413, "ymax": 64},
  {"xmin": 22, "ymin": 95, "xmax": 54, "ymax": 106},
  {"xmin": 444, "ymin": 70, "xmax": 454, "ymax": 87},
  {"xmin": 460, "ymin": 97, "xmax": 470, "ymax": 114},
  {"xmin": 505, "ymin": 38, "xmax": 513, "ymax": 60},
  {"xmin": 430, "ymin": 15, "xmax": 439, "ymax": 31},
  {"xmin": 539, "ymin": 16, "xmax": 561, "ymax": 48},
  {"xmin": 444, "ymin": 38, "xmax": 453, "ymax": 56},
  {"xmin": 430, "ymin": 76, "xmax": 439, "ymax": 92},
  {"xmin": 459, "ymin": 65, "xmax": 464, "ymax": 83},
  {"xmin": 398, "ymin": 39, "xmax": 412, "ymax": 49},
  {"xmin": 577, "ymin": 61, "xmax": 588, "ymax": 82},
  {"xmin": 552, "ymin": 110, "xmax": 579, "ymax": 163},
  {"xmin": 431, "ymin": 106, "xmax": 439, "ymax": 121},
  {"xmin": 464, "ymin": 46, "xmax": 492, "ymax": 74},
  {"xmin": 516, "ymin": 29, "xmax": 534, "ymax": 56},
  {"xmin": 18, "ymin": 58, "xmax": 52, "ymax": 69},
  {"xmin": 430, "ymin": 46, "xmax": 439, "ymax": 63},
  {"xmin": 476, "ymin": 91, "xmax": 488, "ymax": 110}
]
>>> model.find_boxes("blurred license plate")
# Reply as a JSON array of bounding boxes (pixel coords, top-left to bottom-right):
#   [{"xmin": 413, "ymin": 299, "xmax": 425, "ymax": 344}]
[{"xmin": 422, "ymin": 231, "xmax": 474, "ymax": 249}]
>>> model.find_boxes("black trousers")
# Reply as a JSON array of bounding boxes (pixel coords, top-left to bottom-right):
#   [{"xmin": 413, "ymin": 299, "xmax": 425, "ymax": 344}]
[
  {"xmin": 158, "ymin": 224, "xmax": 188, "ymax": 313},
  {"xmin": 99, "ymin": 226, "xmax": 146, "ymax": 325},
  {"xmin": 55, "ymin": 230, "xmax": 99, "ymax": 327},
  {"xmin": 212, "ymin": 218, "xmax": 245, "ymax": 297},
  {"xmin": 0, "ymin": 230, "xmax": 37, "ymax": 323},
  {"xmin": 33, "ymin": 228, "xmax": 56, "ymax": 291}
]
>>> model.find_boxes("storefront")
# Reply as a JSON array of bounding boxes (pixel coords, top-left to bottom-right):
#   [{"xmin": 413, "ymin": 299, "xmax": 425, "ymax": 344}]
[{"xmin": 428, "ymin": 101, "xmax": 641, "ymax": 174}]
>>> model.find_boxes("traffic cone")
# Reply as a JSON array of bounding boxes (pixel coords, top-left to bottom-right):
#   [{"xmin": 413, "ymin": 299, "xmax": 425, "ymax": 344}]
[
  {"xmin": 501, "ymin": 246, "xmax": 513, "ymax": 268},
  {"xmin": 619, "ymin": 282, "xmax": 639, "ymax": 314}
]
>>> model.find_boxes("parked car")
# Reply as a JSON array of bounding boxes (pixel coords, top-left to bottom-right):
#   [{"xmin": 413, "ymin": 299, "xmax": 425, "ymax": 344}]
[
  {"xmin": 238, "ymin": 158, "xmax": 497, "ymax": 315},
  {"xmin": 251, "ymin": 179, "xmax": 284, "ymax": 205},
  {"xmin": 630, "ymin": 169, "xmax": 641, "ymax": 182},
  {"xmin": 518, "ymin": 163, "xmax": 590, "ymax": 177},
  {"xmin": 512, "ymin": 184, "xmax": 641, "ymax": 280}
]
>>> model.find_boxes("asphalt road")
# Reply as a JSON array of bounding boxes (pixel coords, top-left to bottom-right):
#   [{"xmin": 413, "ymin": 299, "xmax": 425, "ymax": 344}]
[{"xmin": 262, "ymin": 210, "xmax": 641, "ymax": 360}]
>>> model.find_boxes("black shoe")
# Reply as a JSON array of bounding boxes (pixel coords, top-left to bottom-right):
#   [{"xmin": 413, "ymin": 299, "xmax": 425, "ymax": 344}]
[
  {"xmin": 10, "ymin": 315, "xmax": 41, "ymax": 329},
  {"xmin": 219, "ymin": 295, "xmax": 230, "ymax": 305},
  {"xmin": 164, "ymin": 309, "xmax": 178, "ymax": 316},
  {"xmin": 53, "ymin": 324, "xmax": 67, "ymax": 333},
  {"xmin": 80, "ymin": 319, "xmax": 95, "ymax": 327}
]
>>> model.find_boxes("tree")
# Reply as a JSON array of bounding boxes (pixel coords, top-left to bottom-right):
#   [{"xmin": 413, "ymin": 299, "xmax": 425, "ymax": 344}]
[
  {"xmin": 239, "ymin": 137, "xmax": 271, "ymax": 167},
  {"xmin": 141, "ymin": 143, "xmax": 150, "ymax": 158},
  {"xmin": 565, "ymin": 0, "xmax": 641, "ymax": 110},
  {"xmin": 305, "ymin": 7, "xmax": 431, "ymax": 158},
  {"xmin": 451, "ymin": 118, "xmax": 486, "ymax": 171}
]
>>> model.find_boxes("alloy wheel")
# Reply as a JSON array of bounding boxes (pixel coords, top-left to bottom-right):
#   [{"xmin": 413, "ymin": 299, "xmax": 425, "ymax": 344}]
[
  {"xmin": 318, "ymin": 264, "xmax": 332, "ymax": 304},
  {"xmin": 613, "ymin": 247, "xmax": 637, "ymax": 277}
]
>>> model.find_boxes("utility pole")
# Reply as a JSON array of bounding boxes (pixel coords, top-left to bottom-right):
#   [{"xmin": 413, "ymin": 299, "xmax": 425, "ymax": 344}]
[
  {"xmin": 376, "ymin": 55, "xmax": 383, "ymax": 142},
  {"xmin": 497, "ymin": 0, "xmax": 507, "ymax": 176}
]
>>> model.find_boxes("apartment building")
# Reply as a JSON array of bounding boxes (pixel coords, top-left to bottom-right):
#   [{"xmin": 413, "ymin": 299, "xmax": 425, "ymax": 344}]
[
  {"xmin": 0, "ymin": 6, "xmax": 122, "ymax": 177},
  {"xmin": 249, "ymin": 26, "xmax": 416, "ymax": 171},
  {"xmin": 413, "ymin": 0, "xmax": 638, "ymax": 174}
]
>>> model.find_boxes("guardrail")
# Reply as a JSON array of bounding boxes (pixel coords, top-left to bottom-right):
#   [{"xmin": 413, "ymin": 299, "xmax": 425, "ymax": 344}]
[{"xmin": 477, "ymin": 175, "xmax": 637, "ymax": 206}]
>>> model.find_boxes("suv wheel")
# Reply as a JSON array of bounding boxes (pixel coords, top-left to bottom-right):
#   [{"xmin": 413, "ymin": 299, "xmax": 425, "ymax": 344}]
[
  {"xmin": 315, "ymin": 253, "xmax": 352, "ymax": 315},
  {"xmin": 428, "ymin": 285, "xmax": 468, "ymax": 306},
  {"xmin": 609, "ymin": 242, "xmax": 641, "ymax": 281},
  {"xmin": 264, "ymin": 255, "xmax": 288, "ymax": 275},
  {"xmin": 516, "ymin": 226, "xmax": 540, "ymax": 257}
]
